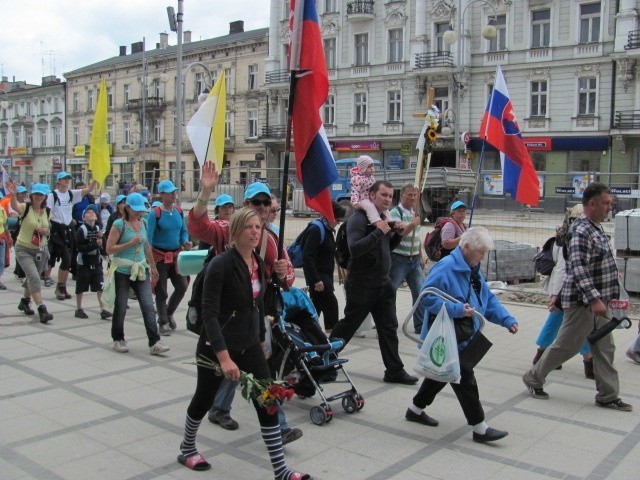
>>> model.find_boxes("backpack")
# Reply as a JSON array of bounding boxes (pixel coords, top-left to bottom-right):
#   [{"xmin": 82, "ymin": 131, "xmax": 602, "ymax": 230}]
[
  {"xmin": 153, "ymin": 205, "xmax": 184, "ymax": 230},
  {"xmin": 533, "ymin": 236, "xmax": 556, "ymax": 276},
  {"xmin": 334, "ymin": 221, "xmax": 350, "ymax": 269},
  {"xmin": 286, "ymin": 220, "xmax": 325, "ymax": 268},
  {"xmin": 423, "ymin": 218, "xmax": 455, "ymax": 261},
  {"xmin": 185, "ymin": 247, "xmax": 218, "ymax": 334},
  {"xmin": 52, "ymin": 190, "xmax": 73, "ymax": 206}
]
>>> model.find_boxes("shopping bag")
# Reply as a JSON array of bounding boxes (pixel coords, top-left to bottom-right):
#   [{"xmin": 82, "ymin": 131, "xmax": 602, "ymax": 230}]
[
  {"xmin": 412, "ymin": 303, "xmax": 461, "ymax": 383},
  {"xmin": 102, "ymin": 265, "xmax": 117, "ymax": 308}
]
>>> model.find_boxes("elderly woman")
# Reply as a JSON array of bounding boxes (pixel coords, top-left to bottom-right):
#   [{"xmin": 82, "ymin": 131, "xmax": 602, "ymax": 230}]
[{"xmin": 406, "ymin": 227, "xmax": 518, "ymax": 443}]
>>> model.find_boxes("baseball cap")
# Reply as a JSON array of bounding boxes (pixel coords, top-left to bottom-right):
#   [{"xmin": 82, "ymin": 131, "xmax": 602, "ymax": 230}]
[
  {"xmin": 56, "ymin": 171, "xmax": 72, "ymax": 181},
  {"xmin": 126, "ymin": 192, "xmax": 148, "ymax": 212},
  {"xmin": 16, "ymin": 186, "xmax": 28, "ymax": 194},
  {"xmin": 244, "ymin": 182, "xmax": 271, "ymax": 200},
  {"xmin": 157, "ymin": 179, "xmax": 178, "ymax": 193},
  {"xmin": 151, "ymin": 201, "xmax": 162, "ymax": 207},
  {"xmin": 100, "ymin": 192, "xmax": 111, "ymax": 203},
  {"xmin": 82, "ymin": 204, "xmax": 99, "ymax": 217},
  {"xmin": 214, "ymin": 194, "xmax": 234, "ymax": 207},
  {"xmin": 450, "ymin": 200, "xmax": 468, "ymax": 211},
  {"xmin": 115, "ymin": 194, "xmax": 127, "ymax": 204},
  {"xmin": 31, "ymin": 183, "xmax": 51, "ymax": 195}
]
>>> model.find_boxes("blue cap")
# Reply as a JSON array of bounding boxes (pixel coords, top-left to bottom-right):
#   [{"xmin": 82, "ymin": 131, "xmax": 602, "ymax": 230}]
[
  {"xmin": 451, "ymin": 200, "xmax": 468, "ymax": 211},
  {"xmin": 151, "ymin": 201, "xmax": 162, "ymax": 207},
  {"xmin": 157, "ymin": 179, "xmax": 178, "ymax": 193},
  {"xmin": 126, "ymin": 192, "xmax": 148, "ymax": 212},
  {"xmin": 16, "ymin": 186, "xmax": 28, "ymax": 194},
  {"xmin": 244, "ymin": 181, "xmax": 271, "ymax": 200},
  {"xmin": 31, "ymin": 183, "xmax": 50, "ymax": 195},
  {"xmin": 115, "ymin": 194, "xmax": 126, "ymax": 204},
  {"xmin": 82, "ymin": 204, "xmax": 100, "ymax": 217},
  {"xmin": 56, "ymin": 171, "xmax": 72, "ymax": 181},
  {"xmin": 214, "ymin": 194, "xmax": 234, "ymax": 207}
]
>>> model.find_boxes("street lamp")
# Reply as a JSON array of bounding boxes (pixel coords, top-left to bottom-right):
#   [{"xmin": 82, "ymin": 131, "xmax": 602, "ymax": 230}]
[
  {"xmin": 443, "ymin": 0, "xmax": 498, "ymax": 166},
  {"xmin": 168, "ymin": 0, "xmax": 184, "ymax": 195}
]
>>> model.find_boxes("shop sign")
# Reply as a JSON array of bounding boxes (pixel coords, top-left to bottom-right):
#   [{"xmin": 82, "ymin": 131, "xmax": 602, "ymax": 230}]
[
  {"xmin": 14, "ymin": 159, "xmax": 31, "ymax": 166},
  {"xmin": 610, "ymin": 187, "xmax": 632, "ymax": 195},
  {"xmin": 555, "ymin": 186, "xmax": 575, "ymax": 194},
  {"xmin": 331, "ymin": 140, "xmax": 381, "ymax": 151},
  {"xmin": 400, "ymin": 142, "xmax": 411, "ymax": 155},
  {"xmin": 11, "ymin": 146, "xmax": 28, "ymax": 155}
]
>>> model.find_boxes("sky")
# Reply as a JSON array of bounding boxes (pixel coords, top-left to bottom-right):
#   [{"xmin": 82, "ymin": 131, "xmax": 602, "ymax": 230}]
[{"xmin": 0, "ymin": 0, "xmax": 269, "ymax": 86}]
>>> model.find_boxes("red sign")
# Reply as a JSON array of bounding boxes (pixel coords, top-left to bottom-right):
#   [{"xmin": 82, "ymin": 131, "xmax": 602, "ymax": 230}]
[
  {"xmin": 331, "ymin": 140, "xmax": 381, "ymax": 151},
  {"xmin": 523, "ymin": 137, "xmax": 552, "ymax": 151},
  {"xmin": 14, "ymin": 159, "xmax": 31, "ymax": 166}
]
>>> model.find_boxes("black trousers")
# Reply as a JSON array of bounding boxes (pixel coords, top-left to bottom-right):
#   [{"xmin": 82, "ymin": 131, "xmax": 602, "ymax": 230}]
[
  {"xmin": 186, "ymin": 336, "xmax": 278, "ymax": 428},
  {"xmin": 412, "ymin": 363, "xmax": 484, "ymax": 426},
  {"xmin": 309, "ymin": 288, "xmax": 339, "ymax": 331},
  {"xmin": 331, "ymin": 281, "xmax": 404, "ymax": 374}
]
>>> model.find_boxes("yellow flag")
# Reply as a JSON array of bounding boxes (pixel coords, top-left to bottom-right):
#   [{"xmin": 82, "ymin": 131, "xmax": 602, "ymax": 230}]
[{"xmin": 89, "ymin": 78, "xmax": 110, "ymax": 187}]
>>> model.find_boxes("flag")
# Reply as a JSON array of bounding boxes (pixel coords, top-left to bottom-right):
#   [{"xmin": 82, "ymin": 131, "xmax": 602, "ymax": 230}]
[
  {"xmin": 479, "ymin": 66, "xmax": 540, "ymax": 206},
  {"xmin": 290, "ymin": 0, "xmax": 339, "ymax": 221},
  {"xmin": 88, "ymin": 78, "xmax": 110, "ymax": 188},
  {"xmin": 186, "ymin": 73, "xmax": 226, "ymax": 172}
]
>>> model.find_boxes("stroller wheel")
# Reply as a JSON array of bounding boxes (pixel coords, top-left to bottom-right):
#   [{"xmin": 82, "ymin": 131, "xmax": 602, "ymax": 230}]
[
  {"xmin": 355, "ymin": 393, "xmax": 365, "ymax": 411},
  {"xmin": 310, "ymin": 405, "xmax": 332, "ymax": 425},
  {"xmin": 342, "ymin": 395, "xmax": 358, "ymax": 414}
]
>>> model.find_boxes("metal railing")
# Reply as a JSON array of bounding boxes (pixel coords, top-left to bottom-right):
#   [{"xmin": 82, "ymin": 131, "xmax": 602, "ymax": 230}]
[
  {"xmin": 614, "ymin": 110, "xmax": 640, "ymax": 129},
  {"xmin": 347, "ymin": 0, "xmax": 375, "ymax": 15},
  {"xmin": 261, "ymin": 125, "xmax": 287, "ymax": 138},
  {"xmin": 414, "ymin": 52, "xmax": 454, "ymax": 69},
  {"xmin": 265, "ymin": 70, "xmax": 290, "ymax": 85},
  {"xmin": 625, "ymin": 30, "xmax": 640, "ymax": 50},
  {"xmin": 126, "ymin": 97, "xmax": 167, "ymax": 110}
]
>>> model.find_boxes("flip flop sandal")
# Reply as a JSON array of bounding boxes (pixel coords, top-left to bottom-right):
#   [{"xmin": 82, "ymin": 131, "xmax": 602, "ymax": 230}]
[
  {"xmin": 289, "ymin": 473, "xmax": 311, "ymax": 480},
  {"xmin": 177, "ymin": 453, "xmax": 211, "ymax": 471}
]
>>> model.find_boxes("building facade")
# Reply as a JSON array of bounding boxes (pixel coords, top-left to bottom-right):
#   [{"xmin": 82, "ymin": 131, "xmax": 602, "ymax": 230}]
[
  {"xmin": 0, "ymin": 76, "xmax": 66, "ymax": 185},
  {"xmin": 63, "ymin": 23, "xmax": 269, "ymax": 197}
]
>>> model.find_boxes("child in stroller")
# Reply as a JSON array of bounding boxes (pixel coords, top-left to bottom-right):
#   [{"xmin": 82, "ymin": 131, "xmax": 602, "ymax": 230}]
[{"xmin": 270, "ymin": 287, "xmax": 364, "ymax": 426}]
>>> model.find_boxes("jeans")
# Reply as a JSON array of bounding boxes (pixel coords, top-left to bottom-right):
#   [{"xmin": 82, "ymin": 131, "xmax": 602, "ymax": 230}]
[
  {"xmin": 332, "ymin": 281, "xmax": 404, "ymax": 374},
  {"xmin": 111, "ymin": 271, "xmax": 160, "ymax": 347},
  {"xmin": 0, "ymin": 241, "xmax": 5, "ymax": 277},
  {"xmin": 536, "ymin": 310, "xmax": 590, "ymax": 356},
  {"xmin": 389, "ymin": 253, "xmax": 425, "ymax": 332},
  {"xmin": 209, "ymin": 378, "xmax": 238, "ymax": 416},
  {"xmin": 154, "ymin": 260, "xmax": 188, "ymax": 325}
]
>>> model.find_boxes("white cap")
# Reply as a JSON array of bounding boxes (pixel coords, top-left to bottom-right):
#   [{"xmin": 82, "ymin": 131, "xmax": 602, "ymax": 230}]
[{"xmin": 100, "ymin": 193, "xmax": 111, "ymax": 203}]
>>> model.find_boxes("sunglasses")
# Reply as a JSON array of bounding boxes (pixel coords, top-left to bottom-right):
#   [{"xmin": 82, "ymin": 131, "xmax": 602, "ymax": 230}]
[
  {"xmin": 271, "ymin": 208, "xmax": 281, "ymax": 213},
  {"xmin": 250, "ymin": 198, "xmax": 272, "ymax": 207}
]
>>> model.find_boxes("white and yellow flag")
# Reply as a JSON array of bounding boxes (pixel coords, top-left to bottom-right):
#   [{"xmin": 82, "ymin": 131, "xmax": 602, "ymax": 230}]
[{"xmin": 88, "ymin": 78, "xmax": 110, "ymax": 187}]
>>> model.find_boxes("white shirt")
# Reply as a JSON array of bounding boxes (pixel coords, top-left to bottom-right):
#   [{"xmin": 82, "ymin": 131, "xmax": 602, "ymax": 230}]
[{"xmin": 47, "ymin": 188, "xmax": 84, "ymax": 225}]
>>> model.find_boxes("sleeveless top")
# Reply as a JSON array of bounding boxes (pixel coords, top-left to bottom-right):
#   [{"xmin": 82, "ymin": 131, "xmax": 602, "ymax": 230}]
[{"xmin": 112, "ymin": 218, "xmax": 148, "ymax": 274}]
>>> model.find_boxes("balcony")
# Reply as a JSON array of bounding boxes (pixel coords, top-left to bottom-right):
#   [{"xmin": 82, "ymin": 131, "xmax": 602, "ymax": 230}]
[
  {"xmin": 261, "ymin": 125, "xmax": 287, "ymax": 139},
  {"xmin": 32, "ymin": 146, "xmax": 65, "ymax": 155},
  {"xmin": 414, "ymin": 52, "xmax": 453, "ymax": 70},
  {"xmin": 126, "ymin": 96, "xmax": 167, "ymax": 112},
  {"xmin": 225, "ymin": 136, "xmax": 236, "ymax": 150},
  {"xmin": 346, "ymin": 1, "xmax": 374, "ymax": 21},
  {"xmin": 625, "ymin": 30, "xmax": 640, "ymax": 50},
  {"xmin": 351, "ymin": 65, "xmax": 370, "ymax": 77},
  {"xmin": 265, "ymin": 70, "xmax": 290, "ymax": 85},
  {"xmin": 614, "ymin": 110, "xmax": 640, "ymax": 129}
]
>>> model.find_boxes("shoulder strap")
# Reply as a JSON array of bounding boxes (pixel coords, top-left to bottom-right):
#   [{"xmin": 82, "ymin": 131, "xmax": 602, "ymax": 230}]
[
  {"xmin": 52, "ymin": 191, "xmax": 58, "ymax": 206},
  {"xmin": 154, "ymin": 206, "xmax": 162, "ymax": 219},
  {"xmin": 311, "ymin": 219, "xmax": 325, "ymax": 244}
]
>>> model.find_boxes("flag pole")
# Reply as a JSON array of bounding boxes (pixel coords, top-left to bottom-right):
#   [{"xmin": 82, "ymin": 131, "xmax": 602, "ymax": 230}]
[{"xmin": 468, "ymin": 140, "xmax": 487, "ymax": 228}]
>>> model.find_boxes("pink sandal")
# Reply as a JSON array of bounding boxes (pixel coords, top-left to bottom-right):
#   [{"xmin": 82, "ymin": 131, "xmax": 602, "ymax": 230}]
[
  {"xmin": 289, "ymin": 473, "xmax": 311, "ymax": 480},
  {"xmin": 177, "ymin": 453, "xmax": 211, "ymax": 471}
]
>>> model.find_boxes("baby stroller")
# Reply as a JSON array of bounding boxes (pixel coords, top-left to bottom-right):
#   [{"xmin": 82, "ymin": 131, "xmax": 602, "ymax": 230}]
[{"xmin": 270, "ymin": 287, "xmax": 364, "ymax": 426}]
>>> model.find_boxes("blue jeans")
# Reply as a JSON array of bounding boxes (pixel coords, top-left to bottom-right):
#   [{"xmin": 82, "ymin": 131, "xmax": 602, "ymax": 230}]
[
  {"xmin": 536, "ymin": 310, "xmax": 590, "ymax": 356},
  {"xmin": 111, "ymin": 271, "xmax": 161, "ymax": 347},
  {"xmin": 389, "ymin": 253, "xmax": 425, "ymax": 333},
  {"xmin": 209, "ymin": 378, "xmax": 238, "ymax": 416}
]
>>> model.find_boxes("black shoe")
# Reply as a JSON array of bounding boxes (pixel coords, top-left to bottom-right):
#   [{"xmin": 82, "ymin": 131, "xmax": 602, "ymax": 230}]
[
  {"xmin": 595, "ymin": 398, "xmax": 633, "ymax": 412},
  {"xmin": 522, "ymin": 376, "xmax": 549, "ymax": 400},
  {"xmin": 281, "ymin": 427, "xmax": 303, "ymax": 445},
  {"xmin": 100, "ymin": 310, "xmax": 112, "ymax": 320},
  {"xmin": 74, "ymin": 309, "xmax": 89, "ymax": 319},
  {"xmin": 473, "ymin": 427, "xmax": 508, "ymax": 443},
  {"xmin": 18, "ymin": 297, "xmax": 35, "ymax": 315},
  {"xmin": 405, "ymin": 408, "xmax": 439, "ymax": 427},
  {"xmin": 383, "ymin": 369, "xmax": 419, "ymax": 385},
  {"xmin": 208, "ymin": 412, "xmax": 239, "ymax": 430},
  {"xmin": 38, "ymin": 305, "xmax": 53, "ymax": 324}
]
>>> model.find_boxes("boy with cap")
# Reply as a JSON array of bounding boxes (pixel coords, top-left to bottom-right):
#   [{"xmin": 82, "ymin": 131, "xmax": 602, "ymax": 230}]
[
  {"xmin": 350, "ymin": 155, "xmax": 389, "ymax": 224},
  {"xmin": 74, "ymin": 207, "xmax": 111, "ymax": 319}
]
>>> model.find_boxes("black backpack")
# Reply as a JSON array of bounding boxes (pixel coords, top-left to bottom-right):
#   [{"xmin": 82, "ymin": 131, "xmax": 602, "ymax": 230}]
[
  {"xmin": 185, "ymin": 247, "xmax": 218, "ymax": 334},
  {"xmin": 423, "ymin": 218, "xmax": 454, "ymax": 261},
  {"xmin": 533, "ymin": 236, "xmax": 556, "ymax": 276},
  {"xmin": 334, "ymin": 221, "xmax": 350, "ymax": 269}
]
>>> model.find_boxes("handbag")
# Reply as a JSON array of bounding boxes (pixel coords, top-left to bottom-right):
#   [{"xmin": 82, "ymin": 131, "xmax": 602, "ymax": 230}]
[
  {"xmin": 412, "ymin": 303, "xmax": 461, "ymax": 383},
  {"xmin": 459, "ymin": 332, "xmax": 493, "ymax": 369}
]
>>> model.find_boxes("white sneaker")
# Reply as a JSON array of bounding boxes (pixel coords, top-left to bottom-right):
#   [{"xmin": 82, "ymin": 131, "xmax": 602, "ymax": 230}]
[
  {"xmin": 113, "ymin": 340, "xmax": 129, "ymax": 353},
  {"xmin": 150, "ymin": 341, "xmax": 170, "ymax": 355}
]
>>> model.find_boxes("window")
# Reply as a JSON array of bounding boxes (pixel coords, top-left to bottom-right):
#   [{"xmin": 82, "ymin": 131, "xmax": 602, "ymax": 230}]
[
  {"xmin": 488, "ymin": 14, "xmax": 507, "ymax": 52},
  {"xmin": 435, "ymin": 23, "xmax": 451, "ymax": 53},
  {"xmin": 123, "ymin": 122, "xmax": 131, "ymax": 144},
  {"xmin": 39, "ymin": 127, "xmax": 47, "ymax": 146},
  {"xmin": 108, "ymin": 123, "xmax": 114, "ymax": 144},
  {"xmin": 354, "ymin": 92, "xmax": 367, "ymax": 123},
  {"xmin": 579, "ymin": 2, "xmax": 600, "ymax": 44},
  {"xmin": 434, "ymin": 87, "xmax": 450, "ymax": 114},
  {"xmin": 26, "ymin": 129, "xmax": 33, "ymax": 148},
  {"xmin": 149, "ymin": 79, "xmax": 160, "ymax": 98},
  {"xmin": 13, "ymin": 131, "xmax": 20, "ymax": 147},
  {"xmin": 324, "ymin": 38, "xmax": 337, "ymax": 69},
  {"xmin": 283, "ymin": 0, "xmax": 290, "ymax": 20},
  {"xmin": 0, "ymin": 132, "xmax": 6, "ymax": 151},
  {"xmin": 324, "ymin": 0, "xmax": 337, "ymax": 13},
  {"xmin": 225, "ymin": 111, "xmax": 233, "ymax": 139},
  {"xmin": 248, "ymin": 64, "xmax": 259, "ymax": 90},
  {"xmin": 388, "ymin": 28, "xmax": 403, "ymax": 62},
  {"xmin": 53, "ymin": 97, "xmax": 60, "ymax": 112},
  {"xmin": 123, "ymin": 84, "xmax": 130, "ymax": 105},
  {"xmin": 530, "ymin": 81, "xmax": 548, "ymax": 117},
  {"xmin": 195, "ymin": 72, "xmax": 206, "ymax": 97},
  {"xmin": 225, "ymin": 68, "xmax": 233, "ymax": 94},
  {"xmin": 153, "ymin": 119, "xmax": 162, "ymax": 142},
  {"xmin": 354, "ymin": 33, "xmax": 369, "ymax": 66},
  {"xmin": 531, "ymin": 152, "xmax": 546, "ymax": 172},
  {"xmin": 531, "ymin": 9, "xmax": 550, "ymax": 48},
  {"xmin": 40, "ymin": 99, "xmax": 47, "ymax": 115},
  {"xmin": 247, "ymin": 109, "xmax": 258, "ymax": 138},
  {"xmin": 87, "ymin": 89, "xmax": 94, "ymax": 110},
  {"xmin": 73, "ymin": 92, "xmax": 79, "ymax": 112},
  {"xmin": 323, "ymin": 94, "xmax": 335, "ymax": 124},
  {"xmin": 53, "ymin": 126, "xmax": 61, "ymax": 146},
  {"xmin": 578, "ymin": 77, "xmax": 597, "ymax": 115},
  {"xmin": 107, "ymin": 87, "xmax": 113, "ymax": 107},
  {"xmin": 387, "ymin": 90, "xmax": 401, "ymax": 122},
  {"xmin": 569, "ymin": 151, "xmax": 600, "ymax": 171},
  {"xmin": 26, "ymin": 102, "xmax": 32, "ymax": 115},
  {"xmin": 73, "ymin": 126, "xmax": 79, "ymax": 146}
]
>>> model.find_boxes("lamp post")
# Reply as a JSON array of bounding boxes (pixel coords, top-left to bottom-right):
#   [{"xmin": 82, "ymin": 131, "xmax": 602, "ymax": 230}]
[
  {"xmin": 168, "ymin": 0, "xmax": 184, "ymax": 195},
  {"xmin": 443, "ymin": 0, "xmax": 498, "ymax": 167}
]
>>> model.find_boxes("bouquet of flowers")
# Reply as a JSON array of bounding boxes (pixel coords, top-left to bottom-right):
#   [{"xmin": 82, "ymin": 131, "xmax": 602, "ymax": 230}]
[{"xmin": 189, "ymin": 355, "xmax": 294, "ymax": 414}]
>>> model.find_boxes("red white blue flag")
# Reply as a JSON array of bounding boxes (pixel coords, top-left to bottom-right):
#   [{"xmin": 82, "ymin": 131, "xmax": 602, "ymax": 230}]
[
  {"xmin": 480, "ymin": 66, "xmax": 540, "ymax": 206},
  {"xmin": 289, "ymin": 0, "xmax": 338, "ymax": 221}
]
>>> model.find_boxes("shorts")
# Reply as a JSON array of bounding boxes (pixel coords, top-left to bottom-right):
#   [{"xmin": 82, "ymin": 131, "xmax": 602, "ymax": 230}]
[{"xmin": 75, "ymin": 264, "xmax": 104, "ymax": 294}]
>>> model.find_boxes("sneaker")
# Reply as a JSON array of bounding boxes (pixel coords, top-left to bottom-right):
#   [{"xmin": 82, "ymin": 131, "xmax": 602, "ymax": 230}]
[
  {"xmin": 626, "ymin": 349, "xmax": 640, "ymax": 365},
  {"xmin": 113, "ymin": 340, "xmax": 129, "ymax": 353},
  {"xmin": 44, "ymin": 277, "xmax": 54, "ymax": 287},
  {"xmin": 281, "ymin": 427, "xmax": 303, "ymax": 445},
  {"xmin": 74, "ymin": 309, "xmax": 89, "ymax": 319},
  {"xmin": 209, "ymin": 413, "xmax": 239, "ymax": 430},
  {"xmin": 522, "ymin": 376, "xmax": 549, "ymax": 400},
  {"xmin": 168, "ymin": 314, "xmax": 177, "ymax": 330},
  {"xmin": 159, "ymin": 324, "xmax": 172, "ymax": 336},
  {"xmin": 595, "ymin": 398, "xmax": 633, "ymax": 412},
  {"xmin": 150, "ymin": 341, "xmax": 170, "ymax": 355},
  {"xmin": 100, "ymin": 310, "xmax": 113, "ymax": 320}
]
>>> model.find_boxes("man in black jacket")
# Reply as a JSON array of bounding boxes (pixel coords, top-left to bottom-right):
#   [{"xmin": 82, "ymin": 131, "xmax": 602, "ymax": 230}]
[{"xmin": 331, "ymin": 181, "xmax": 419, "ymax": 385}]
